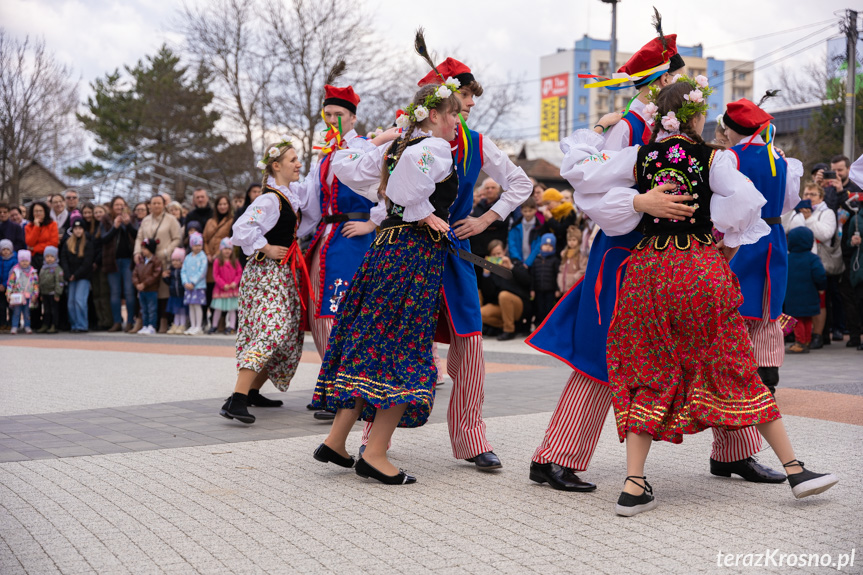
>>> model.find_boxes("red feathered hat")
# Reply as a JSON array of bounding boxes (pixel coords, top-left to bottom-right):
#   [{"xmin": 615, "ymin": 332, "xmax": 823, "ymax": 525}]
[
  {"xmin": 418, "ymin": 57, "xmax": 475, "ymax": 87},
  {"xmin": 323, "ymin": 85, "xmax": 360, "ymax": 114},
  {"xmin": 723, "ymin": 99, "xmax": 774, "ymax": 136},
  {"xmin": 618, "ymin": 34, "xmax": 680, "ymax": 85}
]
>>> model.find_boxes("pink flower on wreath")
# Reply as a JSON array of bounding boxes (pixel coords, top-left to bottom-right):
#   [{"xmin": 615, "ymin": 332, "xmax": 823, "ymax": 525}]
[
  {"xmin": 695, "ymin": 75, "xmax": 709, "ymax": 88},
  {"xmin": 643, "ymin": 102, "xmax": 658, "ymax": 118},
  {"xmin": 684, "ymin": 89, "xmax": 704, "ymax": 103},
  {"xmin": 661, "ymin": 111, "xmax": 680, "ymax": 132}
]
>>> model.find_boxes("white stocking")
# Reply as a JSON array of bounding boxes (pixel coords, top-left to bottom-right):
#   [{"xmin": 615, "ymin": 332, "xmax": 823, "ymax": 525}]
[
  {"xmin": 226, "ymin": 310, "xmax": 236, "ymax": 330},
  {"xmin": 190, "ymin": 305, "xmax": 202, "ymax": 328}
]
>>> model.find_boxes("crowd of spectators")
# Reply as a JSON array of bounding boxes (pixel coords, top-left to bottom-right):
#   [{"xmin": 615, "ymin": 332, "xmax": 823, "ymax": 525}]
[
  {"xmin": 474, "ymin": 178, "xmax": 590, "ymax": 341},
  {"xmin": 0, "ymin": 183, "xmax": 261, "ymax": 335},
  {"xmin": 2, "ymin": 160, "xmax": 861, "ymax": 354},
  {"xmin": 782, "ymin": 155, "xmax": 863, "ymax": 352}
]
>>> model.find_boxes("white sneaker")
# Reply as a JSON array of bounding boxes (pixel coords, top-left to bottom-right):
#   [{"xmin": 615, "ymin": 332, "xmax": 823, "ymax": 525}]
[
  {"xmin": 138, "ymin": 325, "xmax": 155, "ymax": 335},
  {"xmin": 189, "ymin": 326, "xmax": 202, "ymax": 336}
]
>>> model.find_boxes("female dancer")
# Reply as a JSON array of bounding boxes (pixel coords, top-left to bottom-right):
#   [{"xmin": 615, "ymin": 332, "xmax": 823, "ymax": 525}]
[
  {"xmin": 561, "ymin": 77, "xmax": 837, "ymax": 515},
  {"xmin": 221, "ymin": 139, "xmax": 320, "ymax": 423},
  {"xmin": 311, "ymin": 81, "xmax": 462, "ymax": 484}
]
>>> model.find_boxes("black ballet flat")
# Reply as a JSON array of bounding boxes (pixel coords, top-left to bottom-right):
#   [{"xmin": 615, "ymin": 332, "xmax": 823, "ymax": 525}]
[
  {"xmin": 313, "ymin": 443, "xmax": 356, "ymax": 468},
  {"xmin": 355, "ymin": 458, "xmax": 416, "ymax": 485}
]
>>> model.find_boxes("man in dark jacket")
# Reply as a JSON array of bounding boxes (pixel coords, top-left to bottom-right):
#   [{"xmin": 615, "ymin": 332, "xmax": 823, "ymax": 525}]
[
  {"xmin": 480, "ymin": 256, "xmax": 531, "ymax": 341},
  {"xmin": 184, "ymin": 188, "xmax": 214, "ymax": 233},
  {"xmin": 0, "ymin": 202, "xmax": 26, "ymax": 251},
  {"xmin": 824, "ymin": 155, "xmax": 862, "ymax": 347}
]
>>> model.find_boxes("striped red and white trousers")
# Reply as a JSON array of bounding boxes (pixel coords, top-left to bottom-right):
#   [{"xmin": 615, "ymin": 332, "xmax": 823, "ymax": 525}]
[
  {"xmin": 362, "ymin": 305, "xmax": 493, "ymax": 459},
  {"xmin": 308, "ymin": 238, "xmax": 335, "ymax": 357},
  {"xmin": 532, "ymin": 371, "xmax": 763, "ymax": 469},
  {"xmin": 743, "ymin": 284, "xmax": 785, "ymax": 368},
  {"xmin": 533, "ymin": 284, "xmax": 785, "ymax": 470}
]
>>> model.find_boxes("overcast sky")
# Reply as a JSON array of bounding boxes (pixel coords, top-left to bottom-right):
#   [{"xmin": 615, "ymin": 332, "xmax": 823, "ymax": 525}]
[{"xmin": 2, "ymin": 0, "xmax": 853, "ymax": 142}]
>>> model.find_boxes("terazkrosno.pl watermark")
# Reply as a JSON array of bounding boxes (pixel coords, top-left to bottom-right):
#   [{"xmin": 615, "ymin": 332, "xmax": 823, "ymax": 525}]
[{"xmin": 717, "ymin": 549, "xmax": 856, "ymax": 571}]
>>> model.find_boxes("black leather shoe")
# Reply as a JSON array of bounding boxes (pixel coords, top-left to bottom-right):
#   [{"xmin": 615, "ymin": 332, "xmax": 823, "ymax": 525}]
[
  {"xmin": 465, "ymin": 451, "xmax": 502, "ymax": 471},
  {"xmin": 355, "ymin": 458, "xmax": 416, "ymax": 484},
  {"xmin": 247, "ymin": 389, "xmax": 283, "ymax": 407},
  {"xmin": 220, "ymin": 393, "xmax": 255, "ymax": 424},
  {"xmin": 529, "ymin": 462, "xmax": 597, "ymax": 492},
  {"xmin": 313, "ymin": 410, "xmax": 336, "ymax": 421},
  {"xmin": 306, "ymin": 403, "xmax": 317, "ymax": 410},
  {"xmin": 810, "ymin": 334, "xmax": 823, "ymax": 349},
  {"xmin": 496, "ymin": 331, "xmax": 516, "ymax": 341},
  {"xmin": 313, "ymin": 443, "xmax": 356, "ymax": 468},
  {"xmin": 832, "ymin": 330, "xmax": 844, "ymax": 341},
  {"xmin": 710, "ymin": 457, "xmax": 786, "ymax": 483},
  {"xmin": 846, "ymin": 339, "xmax": 861, "ymax": 348}
]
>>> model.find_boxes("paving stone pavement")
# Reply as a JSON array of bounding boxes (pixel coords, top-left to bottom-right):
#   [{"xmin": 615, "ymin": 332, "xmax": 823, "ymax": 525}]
[{"xmin": 0, "ymin": 333, "xmax": 861, "ymax": 574}]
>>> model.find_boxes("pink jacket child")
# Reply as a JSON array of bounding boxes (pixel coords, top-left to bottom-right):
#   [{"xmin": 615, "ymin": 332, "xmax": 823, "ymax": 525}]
[{"xmin": 212, "ymin": 256, "xmax": 242, "ymax": 298}]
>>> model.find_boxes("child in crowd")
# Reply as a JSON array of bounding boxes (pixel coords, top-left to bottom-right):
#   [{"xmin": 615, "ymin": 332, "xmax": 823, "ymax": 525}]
[
  {"xmin": 38, "ymin": 245, "xmax": 64, "ymax": 333},
  {"xmin": 210, "ymin": 237, "xmax": 242, "ymax": 335},
  {"xmin": 785, "ymin": 227, "xmax": 827, "ymax": 354},
  {"xmin": 530, "ymin": 233, "xmax": 560, "ymax": 325},
  {"xmin": 557, "ymin": 225, "xmax": 588, "ymax": 294},
  {"xmin": 508, "ymin": 197, "xmax": 543, "ymax": 265},
  {"xmin": 7, "ymin": 250, "xmax": 38, "ymax": 334},
  {"xmin": 60, "ymin": 219, "xmax": 95, "ymax": 333},
  {"xmin": 132, "ymin": 238, "xmax": 162, "ymax": 335},
  {"xmin": 538, "ymin": 188, "xmax": 578, "ymax": 252},
  {"xmin": 0, "ymin": 240, "xmax": 18, "ymax": 331},
  {"xmin": 182, "ymin": 232, "xmax": 208, "ymax": 335},
  {"xmin": 163, "ymin": 248, "xmax": 187, "ymax": 334}
]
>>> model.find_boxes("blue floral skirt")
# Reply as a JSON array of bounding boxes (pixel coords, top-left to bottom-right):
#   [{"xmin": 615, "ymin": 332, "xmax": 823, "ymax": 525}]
[
  {"xmin": 184, "ymin": 288, "xmax": 207, "ymax": 305},
  {"xmin": 311, "ymin": 224, "xmax": 447, "ymax": 428}
]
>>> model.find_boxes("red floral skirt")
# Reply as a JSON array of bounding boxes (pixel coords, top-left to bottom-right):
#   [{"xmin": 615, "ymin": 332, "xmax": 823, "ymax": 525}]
[{"xmin": 607, "ymin": 239, "xmax": 781, "ymax": 444}]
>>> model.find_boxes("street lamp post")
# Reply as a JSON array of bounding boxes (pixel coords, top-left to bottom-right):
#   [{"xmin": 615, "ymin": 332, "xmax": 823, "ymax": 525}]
[{"xmin": 601, "ymin": 0, "xmax": 620, "ymax": 114}]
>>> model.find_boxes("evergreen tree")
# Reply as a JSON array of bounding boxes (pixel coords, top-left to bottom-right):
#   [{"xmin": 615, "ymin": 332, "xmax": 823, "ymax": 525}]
[{"xmin": 70, "ymin": 45, "xmax": 246, "ymax": 193}]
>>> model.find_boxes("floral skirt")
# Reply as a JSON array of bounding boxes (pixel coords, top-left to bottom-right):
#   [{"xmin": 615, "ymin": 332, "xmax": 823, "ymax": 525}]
[
  {"xmin": 211, "ymin": 296, "xmax": 238, "ymax": 311},
  {"xmin": 184, "ymin": 288, "xmax": 207, "ymax": 306},
  {"xmin": 311, "ymin": 225, "xmax": 447, "ymax": 428},
  {"xmin": 607, "ymin": 240, "xmax": 781, "ymax": 444},
  {"xmin": 235, "ymin": 257, "xmax": 303, "ymax": 391},
  {"xmin": 166, "ymin": 296, "xmax": 187, "ymax": 315}
]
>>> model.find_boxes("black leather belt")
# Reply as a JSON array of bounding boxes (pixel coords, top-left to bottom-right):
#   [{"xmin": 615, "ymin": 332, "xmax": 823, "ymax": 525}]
[
  {"xmin": 323, "ymin": 212, "xmax": 370, "ymax": 224},
  {"xmin": 763, "ymin": 217, "xmax": 781, "ymax": 225}
]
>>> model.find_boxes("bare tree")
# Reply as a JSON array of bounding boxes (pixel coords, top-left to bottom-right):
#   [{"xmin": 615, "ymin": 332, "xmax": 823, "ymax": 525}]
[
  {"xmin": 768, "ymin": 62, "xmax": 833, "ymax": 107},
  {"xmin": 0, "ymin": 31, "xmax": 80, "ymax": 205},
  {"xmin": 175, "ymin": 0, "xmax": 276, "ymax": 181},
  {"xmin": 262, "ymin": 0, "xmax": 401, "ymax": 170}
]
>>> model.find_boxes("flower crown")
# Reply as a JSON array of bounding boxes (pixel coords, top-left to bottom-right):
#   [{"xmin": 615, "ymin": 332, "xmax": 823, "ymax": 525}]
[
  {"xmin": 256, "ymin": 134, "xmax": 294, "ymax": 172},
  {"xmin": 396, "ymin": 77, "xmax": 461, "ymax": 129},
  {"xmin": 645, "ymin": 74, "xmax": 713, "ymax": 132}
]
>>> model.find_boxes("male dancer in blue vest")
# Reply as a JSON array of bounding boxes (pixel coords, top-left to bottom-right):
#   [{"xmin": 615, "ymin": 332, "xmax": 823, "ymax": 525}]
[
  {"xmin": 357, "ymin": 58, "xmax": 532, "ymax": 470},
  {"xmin": 526, "ymin": 30, "xmax": 785, "ymax": 490},
  {"xmin": 305, "ymin": 85, "xmax": 379, "ymax": 421},
  {"xmin": 722, "ymin": 99, "xmax": 803, "ymax": 396}
]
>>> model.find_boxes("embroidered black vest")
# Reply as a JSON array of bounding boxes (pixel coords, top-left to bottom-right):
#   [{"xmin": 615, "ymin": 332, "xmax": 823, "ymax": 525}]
[
  {"xmin": 635, "ymin": 135, "xmax": 718, "ymax": 250},
  {"xmin": 262, "ymin": 187, "xmax": 299, "ymax": 248},
  {"xmin": 383, "ymin": 136, "xmax": 459, "ymax": 227}
]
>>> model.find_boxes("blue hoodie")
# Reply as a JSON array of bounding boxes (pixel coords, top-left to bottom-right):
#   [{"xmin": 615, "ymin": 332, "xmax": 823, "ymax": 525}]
[
  {"xmin": 1, "ymin": 252, "xmax": 17, "ymax": 289},
  {"xmin": 784, "ymin": 227, "xmax": 826, "ymax": 318}
]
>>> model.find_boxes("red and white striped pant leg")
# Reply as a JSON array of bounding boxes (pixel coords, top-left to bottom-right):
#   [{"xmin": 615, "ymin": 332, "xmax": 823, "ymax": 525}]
[
  {"xmin": 531, "ymin": 371, "xmax": 613, "ymax": 472},
  {"xmin": 308, "ymin": 239, "xmax": 335, "ymax": 358},
  {"xmin": 710, "ymin": 426, "xmax": 763, "ymax": 462},
  {"xmin": 446, "ymin": 314, "xmax": 493, "ymax": 459},
  {"xmin": 744, "ymin": 282, "xmax": 785, "ymax": 368}
]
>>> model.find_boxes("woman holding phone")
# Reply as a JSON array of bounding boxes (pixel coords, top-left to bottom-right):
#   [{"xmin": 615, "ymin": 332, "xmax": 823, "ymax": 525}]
[{"xmin": 784, "ymin": 182, "xmax": 837, "ymax": 349}]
